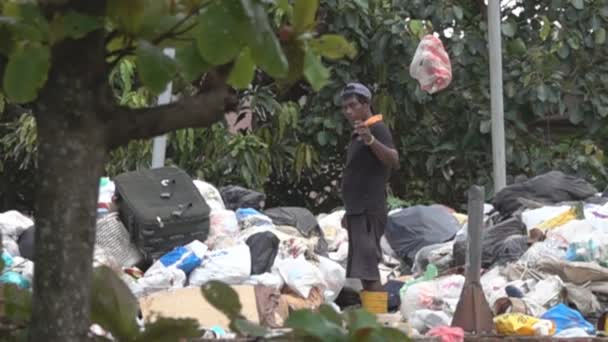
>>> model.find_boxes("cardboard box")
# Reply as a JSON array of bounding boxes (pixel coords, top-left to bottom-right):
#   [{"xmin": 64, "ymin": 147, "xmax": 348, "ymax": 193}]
[{"xmin": 139, "ymin": 286, "xmax": 259, "ymax": 329}]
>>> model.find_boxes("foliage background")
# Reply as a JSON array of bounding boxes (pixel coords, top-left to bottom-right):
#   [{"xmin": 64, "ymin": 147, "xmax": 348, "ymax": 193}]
[{"xmin": 2, "ymin": 0, "xmax": 608, "ymax": 213}]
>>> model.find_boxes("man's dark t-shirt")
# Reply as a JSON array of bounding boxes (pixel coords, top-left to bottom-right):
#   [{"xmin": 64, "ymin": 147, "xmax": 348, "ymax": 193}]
[{"xmin": 341, "ymin": 122, "xmax": 395, "ymax": 215}]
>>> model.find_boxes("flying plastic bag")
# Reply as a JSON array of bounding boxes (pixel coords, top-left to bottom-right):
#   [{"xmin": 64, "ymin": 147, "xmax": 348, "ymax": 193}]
[{"xmin": 409, "ymin": 34, "xmax": 452, "ymax": 94}]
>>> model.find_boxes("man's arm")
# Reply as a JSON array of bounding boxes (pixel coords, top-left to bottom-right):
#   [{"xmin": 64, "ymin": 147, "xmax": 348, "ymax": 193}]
[
  {"xmin": 355, "ymin": 121, "xmax": 400, "ymax": 170},
  {"xmin": 369, "ymin": 139, "xmax": 400, "ymax": 170}
]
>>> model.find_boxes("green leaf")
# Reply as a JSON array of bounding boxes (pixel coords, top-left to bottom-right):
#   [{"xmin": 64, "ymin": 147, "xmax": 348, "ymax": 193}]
[
  {"xmin": 319, "ymin": 304, "xmax": 343, "ymax": 326},
  {"xmin": 501, "ymin": 21, "xmax": 517, "ymax": 37},
  {"xmin": 63, "ymin": 11, "xmax": 102, "ymax": 39},
  {"xmin": 232, "ymin": 319, "xmax": 269, "ymax": 337},
  {"xmin": 353, "ymin": 327, "xmax": 409, "ymax": 342},
  {"xmin": 175, "ymin": 42, "xmax": 210, "ymax": 83},
  {"xmin": 453, "ymin": 5, "xmax": 464, "ymax": 20},
  {"xmin": 106, "ymin": 0, "xmax": 145, "ymax": 34},
  {"xmin": 540, "ymin": 16, "xmax": 551, "ymax": 41},
  {"xmin": 408, "ymin": 20, "xmax": 425, "ymax": 38},
  {"xmin": 196, "ymin": 0, "xmax": 247, "ymax": 65},
  {"xmin": 241, "ymin": 1, "xmax": 288, "ymax": 78},
  {"xmin": 303, "ymin": 49, "xmax": 330, "ymax": 91},
  {"xmin": 90, "ymin": 266, "xmax": 139, "ymax": 341},
  {"xmin": 345, "ymin": 309, "xmax": 379, "ymax": 331},
  {"xmin": 285, "ymin": 310, "xmax": 344, "ymax": 340},
  {"xmin": 594, "ymin": 28, "xmax": 606, "ymax": 45},
  {"xmin": 567, "ymin": 35, "xmax": 580, "ymax": 49},
  {"xmin": 201, "ymin": 281, "xmax": 242, "ymax": 319},
  {"xmin": 311, "ymin": 34, "xmax": 357, "ymax": 60},
  {"xmin": 3, "ymin": 44, "xmax": 51, "ymax": 104},
  {"xmin": 570, "ymin": 0, "xmax": 584, "ymax": 10},
  {"xmin": 354, "ymin": 0, "xmax": 369, "ymax": 11},
  {"xmin": 557, "ymin": 43, "xmax": 570, "ymax": 59},
  {"xmin": 537, "ymin": 84, "xmax": 548, "ymax": 102},
  {"xmin": 4, "ymin": 284, "xmax": 32, "ymax": 323},
  {"xmin": 228, "ymin": 48, "xmax": 256, "ymax": 89},
  {"xmin": 136, "ymin": 40, "xmax": 177, "ymax": 94},
  {"xmin": 508, "ymin": 38, "xmax": 527, "ymax": 55},
  {"xmin": 133, "ymin": 318, "xmax": 200, "ymax": 342},
  {"xmin": 317, "ymin": 131, "xmax": 328, "ymax": 146},
  {"xmin": 293, "ymin": 0, "xmax": 318, "ymax": 33}
]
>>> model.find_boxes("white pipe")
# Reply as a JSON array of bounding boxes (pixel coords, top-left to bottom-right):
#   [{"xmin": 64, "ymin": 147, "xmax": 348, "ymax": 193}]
[
  {"xmin": 151, "ymin": 48, "xmax": 175, "ymax": 169},
  {"xmin": 487, "ymin": 0, "xmax": 506, "ymax": 192}
]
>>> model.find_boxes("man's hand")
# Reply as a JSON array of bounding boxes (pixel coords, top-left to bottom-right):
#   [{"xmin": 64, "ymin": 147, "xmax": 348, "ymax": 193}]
[{"xmin": 354, "ymin": 120, "xmax": 373, "ymax": 144}]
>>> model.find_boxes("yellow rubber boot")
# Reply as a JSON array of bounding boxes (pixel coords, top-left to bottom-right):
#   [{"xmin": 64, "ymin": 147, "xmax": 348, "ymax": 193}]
[{"xmin": 360, "ymin": 291, "xmax": 388, "ymax": 314}]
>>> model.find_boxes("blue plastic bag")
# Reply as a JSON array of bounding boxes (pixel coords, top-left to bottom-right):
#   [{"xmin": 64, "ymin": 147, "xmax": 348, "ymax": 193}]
[{"xmin": 541, "ymin": 304, "xmax": 595, "ymax": 334}]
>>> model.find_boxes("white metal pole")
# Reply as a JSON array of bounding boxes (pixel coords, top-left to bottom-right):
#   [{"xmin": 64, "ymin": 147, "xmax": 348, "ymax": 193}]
[
  {"xmin": 151, "ymin": 48, "xmax": 176, "ymax": 169},
  {"xmin": 487, "ymin": 0, "xmax": 506, "ymax": 192}
]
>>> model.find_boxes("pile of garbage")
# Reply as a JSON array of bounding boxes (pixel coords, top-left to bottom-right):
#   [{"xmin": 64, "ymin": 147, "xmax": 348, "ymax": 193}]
[
  {"xmin": 398, "ymin": 171, "xmax": 608, "ymax": 338},
  {"xmin": 3, "ymin": 170, "xmax": 608, "ymax": 339}
]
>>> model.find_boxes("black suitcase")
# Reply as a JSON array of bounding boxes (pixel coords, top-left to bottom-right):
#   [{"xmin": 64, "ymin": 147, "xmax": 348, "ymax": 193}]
[{"xmin": 114, "ymin": 167, "xmax": 210, "ymax": 260}]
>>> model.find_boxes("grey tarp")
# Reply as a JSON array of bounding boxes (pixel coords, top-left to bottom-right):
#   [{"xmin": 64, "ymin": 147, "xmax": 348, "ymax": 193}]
[
  {"xmin": 492, "ymin": 171, "xmax": 597, "ymax": 217},
  {"xmin": 385, "ymin": 205, "xmax": 459, "ymax": 264},
  {"xmin": 264, "ymin": 207, "xmax": 328, "ymax": 255},
  {"xmin": 220, "ymin": 185, "xmax": 266, "ymax": 211},
  {"xmin": 453, "ymin": 217, "xmax": 527, "ymax": 268}
]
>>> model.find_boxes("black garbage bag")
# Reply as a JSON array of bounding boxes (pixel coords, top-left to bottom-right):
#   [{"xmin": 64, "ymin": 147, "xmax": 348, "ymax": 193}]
[
  {"xmin": 246, "ymin": 232, "xmax": 280, "ymax": 275},
  {"xmin": 453, "ymin": 217, "xmax": 527, "ymax": 267},
  {"xmin": 220, "ymin": 185, "xmax": 266, "ymax": 211},
  {"xmin": 384, "ymin": 280, "xmax": 405, "ymax": 312},
  {"xmin": 17, "ymin": 225, "xmax": 35, "ymax": 260},
  {"xmin": 264, "ymin": 207, "xmax": 329, "ymax": 256},
  {"xmin": 385, "ymin": 205, "xmax": 460, "ymax": 265},
  {"xmin": 492, "ymin": 171, "xmax": 597, "ymax": 217}
]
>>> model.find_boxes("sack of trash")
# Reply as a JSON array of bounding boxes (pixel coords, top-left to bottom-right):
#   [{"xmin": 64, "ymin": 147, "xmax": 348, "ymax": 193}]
[
  {"xmin": 386, "ymin": 205, "xmax": 459, "ymax": 265},
  {"xmin": 453, "ymin": 217, "xmax": 528, "ymax": 268},
  {"xmin": 189, "ymin": 244, "xmax": 251, "ymax": 286},
  {"xmin": 220, "ymin": 185, "xmax": 266, "ymax": 211},
  {"xmin": 492, "ymin": 171, "xmax": 597, "ymax": 217},
  {"xmin": 265, "ymin": 207, "xmax": 329, "ymax": 255},
  {"xmin": 193, "ymin": 180, "xmax": 225, "ymax": 211}
]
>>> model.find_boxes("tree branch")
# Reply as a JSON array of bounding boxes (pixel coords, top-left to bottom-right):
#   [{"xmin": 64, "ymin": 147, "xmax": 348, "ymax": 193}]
[{"xmin": 106, "ymin": 66, "xmax": 237, "ymax": 149}]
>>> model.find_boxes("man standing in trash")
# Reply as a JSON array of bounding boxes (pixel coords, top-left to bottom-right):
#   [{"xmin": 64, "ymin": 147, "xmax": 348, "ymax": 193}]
[{"xmin": 340, "ymin": 83, "xmax": 399, "ymax": 303}]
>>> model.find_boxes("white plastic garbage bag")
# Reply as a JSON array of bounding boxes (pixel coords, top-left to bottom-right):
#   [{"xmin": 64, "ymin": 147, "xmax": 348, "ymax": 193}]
[
  {"xmin": 236, "ymin": 208, "xmax": 274, "ymax": 230},
  {"xmin": 3, "ymin": 239, "xmax": 20, "ymax": 258},
  {"xmin": 400, "ymin": 275, "xmax": 464, "ymax": 321},
  {"xmin": 318, "ymin": 210, "xmax": 346, "ymax": 251},
  {"xmin": 243, "ymin": 272, "xmax": 284, "ymax": 290},
  {"xmin": 521, "ymin": 205, "xmax": 571, "ymax": 231},
  {"xmin": 206, "ymin": 210, "xmax": 240, "ymax": 249},
  {"xmin": 317, "ymin": 256, "xmax": 346, "ymax": 303},
  {"xmin": 274, "ymin": 255, "xmax": 325, "ymax": 298},
  {"xmin": 0, "ymin": 210, "xmax": 33, "ymax": 239},
  {"xmin": 146, "ymin": 240, "xmax": 208, "ymax": 276},
  {"xmin": 189, "ymin": 244, "xmax": 252, "ymax": 286},
  {"xmin": 409, "ymin": 309, "xmax": 452, "ymax": 334},
  {"xmin": 193, "ymin": 180, "xmax": 225, "ymax": 211},
  {"xmin": 136, "ymin": 267, "xmax": 187, "ymax": 297},
  {"xmin": 526, "ymin": 275, "xmax": 563, "ymax": 309}
]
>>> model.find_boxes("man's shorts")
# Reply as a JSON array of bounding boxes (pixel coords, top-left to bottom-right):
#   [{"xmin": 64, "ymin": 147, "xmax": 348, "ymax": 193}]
[{"xmin": 345, "ymin": 213, "xmax": 387, "ymax": 281}]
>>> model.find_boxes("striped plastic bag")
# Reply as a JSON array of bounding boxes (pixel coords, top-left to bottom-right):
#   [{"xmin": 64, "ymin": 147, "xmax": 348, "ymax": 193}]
[{"xmin": 409, "ymin": 35, "xmax": 452, "ymax": 94}]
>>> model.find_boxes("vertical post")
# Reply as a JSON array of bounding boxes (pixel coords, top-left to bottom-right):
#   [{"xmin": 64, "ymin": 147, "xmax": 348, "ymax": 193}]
[
  {"xmin": 466, "ymin": 185, "xmax": 485, "ymax": 282},
  {"xmin": 488, "ymin": 0, "xmax": 506, "ymax": 192},
  {"xmin": 151, "ymin": 48, "xmax": 175, "ymax": 169}
]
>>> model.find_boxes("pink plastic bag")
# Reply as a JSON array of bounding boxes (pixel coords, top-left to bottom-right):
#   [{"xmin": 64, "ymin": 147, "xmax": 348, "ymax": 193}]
[
  {"xmin": 426, "ymin": 326, "xmax": 464, "ymax": 342},
  {"xmin": 409, "ymin": 35, "xmax": 452, "ymax": 94}
]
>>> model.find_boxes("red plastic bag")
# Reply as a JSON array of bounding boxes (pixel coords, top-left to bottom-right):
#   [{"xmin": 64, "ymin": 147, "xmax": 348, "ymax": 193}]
[
  {"xmin": 409, "ymin": 34, "xmax": 452, "ymax": 94},
  {"xmin": 426, "ymin": 326, "xmax": 464, "ymax": 342}
]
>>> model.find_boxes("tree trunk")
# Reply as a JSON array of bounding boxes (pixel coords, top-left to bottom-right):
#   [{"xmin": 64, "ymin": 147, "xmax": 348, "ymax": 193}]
[{"xmin": 28, "ymin": 86, "xmax": 107, "ymax": 341}]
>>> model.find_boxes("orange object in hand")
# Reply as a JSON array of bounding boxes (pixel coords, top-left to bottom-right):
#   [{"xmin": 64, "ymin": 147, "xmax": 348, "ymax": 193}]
[{"xmin": 364, "ymin": 114, "xmax": 383, "ymax": 127}]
